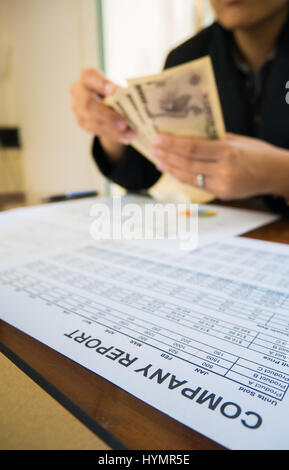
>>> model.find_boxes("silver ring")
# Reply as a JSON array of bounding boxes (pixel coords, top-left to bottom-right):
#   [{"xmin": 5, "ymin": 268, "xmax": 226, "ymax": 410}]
[{"xmin": 197, "ymin": 174, "xmax": 205, "ymax": 189}]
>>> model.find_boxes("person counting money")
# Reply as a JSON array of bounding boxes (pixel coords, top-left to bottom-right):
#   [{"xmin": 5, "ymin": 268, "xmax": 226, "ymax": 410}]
[{"xmin": 71, "ymin": 0, "xmax": 289, "ymax": 214}]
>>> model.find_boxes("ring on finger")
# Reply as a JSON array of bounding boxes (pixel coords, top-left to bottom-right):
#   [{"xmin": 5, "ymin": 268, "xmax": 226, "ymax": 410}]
[{"xmin": 197, "ymin": 173, "xmax": 205, "ymax": 189}]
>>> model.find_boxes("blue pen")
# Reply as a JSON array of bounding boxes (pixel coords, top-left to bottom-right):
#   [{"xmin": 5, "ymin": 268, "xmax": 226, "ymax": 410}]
[{"xmin": 46, "ymin": 191, "xmax": 98, "ymax": 203}]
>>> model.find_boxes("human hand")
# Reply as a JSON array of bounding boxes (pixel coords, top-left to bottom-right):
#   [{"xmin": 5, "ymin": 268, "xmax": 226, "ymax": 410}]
[
  {"xmin": 70, "ymin": 69, "xmax": 135, "ymax": 144},
  {"xmin": 152, "ymin": 133, "xmax": 289, "ymax": 200}
]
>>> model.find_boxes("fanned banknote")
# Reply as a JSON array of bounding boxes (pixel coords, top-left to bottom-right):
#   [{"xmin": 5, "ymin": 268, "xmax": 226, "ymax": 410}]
[{"xmin": 106, "ymin": 56, "xmax": 225, "ymax": 203}]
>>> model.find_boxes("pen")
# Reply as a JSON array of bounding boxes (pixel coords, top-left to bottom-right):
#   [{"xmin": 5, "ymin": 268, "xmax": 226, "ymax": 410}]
[{"xmin": 45, "ymin": 190, "xmax": 98, "ymax": 203}]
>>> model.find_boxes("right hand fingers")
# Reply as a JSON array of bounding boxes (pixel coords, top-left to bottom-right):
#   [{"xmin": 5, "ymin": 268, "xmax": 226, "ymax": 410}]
[
  {"xmin": 72, "ymin": 93, "xmax": 135, "ymax": 143},
  {"xmin": 80, "ymin": 68, "xmax": 117, "ymax": 97},
  {"xmin": 71, "ymin": 69, "xmax": 135, "ymax": 143},
  {"xmin": 76, "ymin": 114, "xmax": 136, "ymax": 144}
]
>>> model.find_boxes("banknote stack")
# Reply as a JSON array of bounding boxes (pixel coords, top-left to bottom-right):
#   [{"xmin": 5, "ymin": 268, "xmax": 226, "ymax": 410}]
[{"xmin": 106, "ymin": 56, "xmax": 225, "ymax": 203}]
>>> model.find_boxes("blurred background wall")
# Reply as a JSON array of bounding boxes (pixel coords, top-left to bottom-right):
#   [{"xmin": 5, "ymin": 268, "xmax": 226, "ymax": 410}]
[
  {"xmin": 0, "ymin": 0, "xmax": 105, "ymax": 204},
  {"xmin": 102, "ymin": 0, "xmax": 213, "ymax": 84},
  {"xmin": 0, "ymin": 0, "xmax": 213, "ymax": 207}
]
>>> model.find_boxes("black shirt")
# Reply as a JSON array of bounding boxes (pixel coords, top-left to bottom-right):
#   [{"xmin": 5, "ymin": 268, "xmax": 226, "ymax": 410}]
[
  {"xmin": 92, "ymin": 19, "xmax": 289, "ymax": 215},
  {"xmin": 232, "ymin": 43, "xmax": 276, "ymax": 137}
]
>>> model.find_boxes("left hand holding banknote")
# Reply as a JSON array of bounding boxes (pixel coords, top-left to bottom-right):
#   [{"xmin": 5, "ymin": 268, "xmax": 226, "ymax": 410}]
[{"xmin": 152, "ymin": 133, "xmax": 289, "ymax": 201}]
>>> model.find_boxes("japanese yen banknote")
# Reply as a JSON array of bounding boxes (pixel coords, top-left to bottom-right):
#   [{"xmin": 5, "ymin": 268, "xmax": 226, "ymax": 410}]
[{"xmin": 106, "ymin": 56, "xmax": 225, "ymax": 203}]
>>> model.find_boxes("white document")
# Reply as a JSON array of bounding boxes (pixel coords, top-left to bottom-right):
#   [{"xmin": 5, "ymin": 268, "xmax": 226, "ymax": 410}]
[
  {"xmin": 0, "ymin": 199, "xmax": 286, "ymax": 449},
  {"xmin": 4, "ymin": 194, "xmax": 278, "ymax": 247}
]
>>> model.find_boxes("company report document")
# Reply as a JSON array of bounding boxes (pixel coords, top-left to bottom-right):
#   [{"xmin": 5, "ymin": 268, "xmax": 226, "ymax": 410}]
[{"xmin": 0, "ymin": 198, "xmax": 288, "ymax": 449}]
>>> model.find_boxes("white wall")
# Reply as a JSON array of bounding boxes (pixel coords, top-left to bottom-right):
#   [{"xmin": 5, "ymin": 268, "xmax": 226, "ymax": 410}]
[
  {"xmin": 0, "ymin": 0, "xmax": 105, "ymax": 202},
  {"xmin": 103, "ymin": 0, "xmax": 196, "ymax": 85},
  {"xmin": 102, "ymin": 0, "xmax": 214, "ymax": 85}
]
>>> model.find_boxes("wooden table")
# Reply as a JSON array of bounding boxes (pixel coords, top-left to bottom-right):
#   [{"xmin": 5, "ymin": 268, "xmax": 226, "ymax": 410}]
[{"xmin": 1, "ymin": 213, "xmax": 289, "ymax": 450}]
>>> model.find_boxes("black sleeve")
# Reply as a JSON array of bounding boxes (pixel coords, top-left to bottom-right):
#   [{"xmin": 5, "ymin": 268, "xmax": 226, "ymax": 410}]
[
  {"xmin": 263, "ymin": 195, "xmax": 289, "ymax": 218},
  {"xmin": 92, "ymin": 137, "xmax": 161, "ymax": 191}
]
